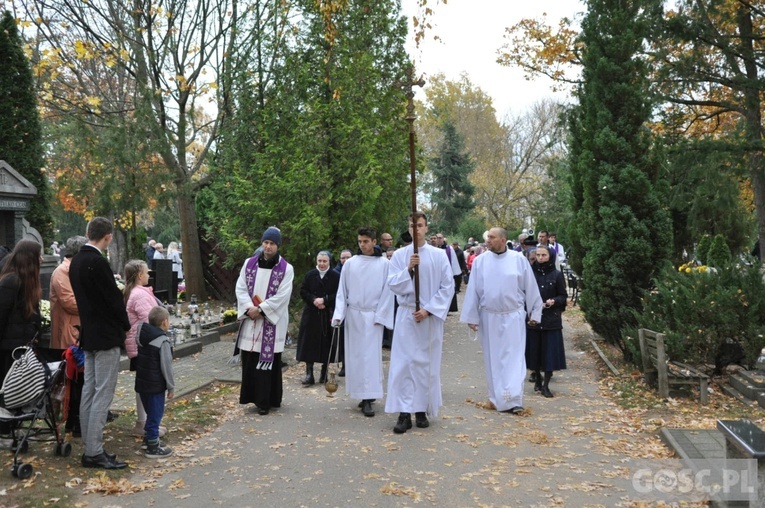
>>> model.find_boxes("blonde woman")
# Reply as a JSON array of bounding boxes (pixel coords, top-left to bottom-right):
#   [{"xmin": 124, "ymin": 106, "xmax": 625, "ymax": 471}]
[{"xmin": 124, "ymin": 260, "xmax": 167, "ymax": 438}]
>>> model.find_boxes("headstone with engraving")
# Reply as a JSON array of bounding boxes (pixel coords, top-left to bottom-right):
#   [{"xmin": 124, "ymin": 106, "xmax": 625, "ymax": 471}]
[{"xmin": 0, "ymin": 160, "xmax": 41, "ymax": 247}]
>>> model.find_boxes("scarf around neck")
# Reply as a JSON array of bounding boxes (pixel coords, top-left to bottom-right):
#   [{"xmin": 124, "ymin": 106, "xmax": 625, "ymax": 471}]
[{"xmin": 244, "ymin": 254, "xmax": 287, "ymax": 370}]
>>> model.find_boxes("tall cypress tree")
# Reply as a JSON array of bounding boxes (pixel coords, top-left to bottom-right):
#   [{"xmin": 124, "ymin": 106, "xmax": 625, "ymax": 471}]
[
  {"xmin": 567, "ymin": 0, "xmax": 670, "ymax": 349},
  {"xmin": 428, "ymin": 121, "xmax": 475, "ymax": 233},
  {"xmin": 0, "ymin": 11, "xmax": 53, "ymax": 242}
]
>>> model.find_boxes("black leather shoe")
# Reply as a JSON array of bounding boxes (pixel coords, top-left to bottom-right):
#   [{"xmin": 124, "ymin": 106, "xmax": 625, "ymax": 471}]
[
  {"xmin": 338, "ymin": 365, "xmax": 345, "ymax": 377},
  {"xmin": 529, "ymin": 372, "xmax": 538, "ymax": 383},
  {"xmin": 82, "ymin": 452, "xmax": 127, "ymax": 469},
  {"xmin": 361, "ymin": 400, "xmax": 375, "ymax": 417},
  {"xmin": 534, "ymin": 382, "xmax": 542, "ymax": 392},
  {"xmin": 301, "ymin": 374, "xmax": 315, "ymax": 386},
  {"xmin": 393, "ymin": 413, "xmax": 412, "ymax": 434},
  {"xmin": 415, "ymin": 412, "xmax": 429, "ymax": 428},
  {"xmin": 103, "ymin": 449, "xmax": 117, "ymax": 461},
  {"xmin": 541, "ymin": 387, "xmax": 554, "ymax": 398},
  {"xmin": 257, "ymin": 407, "xmax": 269, "ymax": 415}
]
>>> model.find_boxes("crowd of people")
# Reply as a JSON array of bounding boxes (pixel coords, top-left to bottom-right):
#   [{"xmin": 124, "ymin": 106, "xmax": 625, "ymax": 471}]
[
  {"xmin": 235, "ymin": 217, "xmax": 569, "ymax": 433},
  {"xmin": 0, "ymin": 216, "xmax": 570, "ymax": 471},
  {"xmin": 1, "ymin": 218, "xmax": 177, "ymax": 470}
]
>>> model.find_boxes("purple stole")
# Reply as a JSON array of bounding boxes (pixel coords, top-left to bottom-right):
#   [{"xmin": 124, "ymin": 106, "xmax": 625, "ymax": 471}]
[
  {"xmin": 244, "ymin": 255, "xmax": 287, "ymax": 370},
  {"xmin": 445, "ymin": 245, "xmax": 453, "ymax": 263}
]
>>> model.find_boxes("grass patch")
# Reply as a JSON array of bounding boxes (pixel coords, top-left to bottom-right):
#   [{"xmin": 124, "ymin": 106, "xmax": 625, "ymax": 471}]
[{"xmin": 0, "ymin": 382, "xmax": 238, "ymax": 508}]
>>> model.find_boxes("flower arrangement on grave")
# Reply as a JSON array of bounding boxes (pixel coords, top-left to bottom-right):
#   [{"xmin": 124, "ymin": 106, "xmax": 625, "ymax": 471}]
[
  {"xmin": 39, "ymin": 299, "xmax": 51, "ymax": 331},
  {"xmin": 222, "ymin": 309, "xmax": 238, "ymax": 324}
]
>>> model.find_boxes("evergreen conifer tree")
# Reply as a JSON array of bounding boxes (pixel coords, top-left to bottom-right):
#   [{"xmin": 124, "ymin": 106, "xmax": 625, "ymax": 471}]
[
  {"xmin": 706, "ymin": 234, "xmax": 731, "ymax": 268},
  {"xmin": 0, "ymin": 11, "xmax": 53, "ymax": 241},
  {"xmin": 695, "ymin": 234, "xmax": 712, "ymax": 265},
  {"xmin": 567, "ymin": 0, "xmax": 671, "ymax": 348},
  {"xmin": 428, "ymin": 122, "xmax": 476, "ymax": 233}
]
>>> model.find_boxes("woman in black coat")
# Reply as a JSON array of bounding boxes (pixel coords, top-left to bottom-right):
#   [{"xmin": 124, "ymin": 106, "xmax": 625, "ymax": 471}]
[
  {"xmin": 525, "ymin": 245, "xmax": 567, "ymax": 398},
  {"xmin": 296, "ymin": 251, "xmax": 340, "ymax": 386},
  {"xmin": 0, "ymin": 240, "xmax": 42, "ymax": 432}
]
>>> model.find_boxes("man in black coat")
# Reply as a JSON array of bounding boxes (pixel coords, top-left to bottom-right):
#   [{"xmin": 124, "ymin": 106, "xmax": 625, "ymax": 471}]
[
  {"xmin": 451, "ymin": 241, "xmax": 467, "ymax": 293},
  {"xmin": 70, "ymin": 217, "xmax": 131, "ymax": 470}
]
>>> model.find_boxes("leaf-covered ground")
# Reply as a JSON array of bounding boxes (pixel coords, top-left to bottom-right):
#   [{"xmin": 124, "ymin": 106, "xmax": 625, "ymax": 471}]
[{"xmin": 1, "ymin": 307, "xmax": 762, "ymax": 507}]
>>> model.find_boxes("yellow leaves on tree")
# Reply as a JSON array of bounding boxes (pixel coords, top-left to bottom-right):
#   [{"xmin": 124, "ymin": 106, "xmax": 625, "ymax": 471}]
[{"xmin": 498, "ymin": 15, "xmax": 581, "ymax": 92}]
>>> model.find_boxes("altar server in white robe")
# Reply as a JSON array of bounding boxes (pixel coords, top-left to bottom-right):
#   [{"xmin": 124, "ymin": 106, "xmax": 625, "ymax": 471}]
[
  {"xmin": 385, "ymin": 212, "xmax": 454, "ymax": 434},
  {"xmin": 332, "ymin": 227, "xmax": 394, "ymax": 417},
  {"xmin": 460, "ymin": 227, "xmax": 543, "ymax": 414}
]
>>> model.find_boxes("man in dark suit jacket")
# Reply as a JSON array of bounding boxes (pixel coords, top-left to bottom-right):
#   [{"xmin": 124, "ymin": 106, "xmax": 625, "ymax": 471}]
[
  {"xmin": 451, "ymin": 241, "xmax": 468, "ymax": 292},
  {"xmin": 70, "ymin": 217, "xmax": 131, "ymax": 469}
]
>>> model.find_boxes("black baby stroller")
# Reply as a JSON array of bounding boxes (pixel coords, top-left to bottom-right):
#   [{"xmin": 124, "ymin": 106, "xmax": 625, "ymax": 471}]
[{"xmin": 0, "ymin": 342, "xmax": 71, "ymax": 479}]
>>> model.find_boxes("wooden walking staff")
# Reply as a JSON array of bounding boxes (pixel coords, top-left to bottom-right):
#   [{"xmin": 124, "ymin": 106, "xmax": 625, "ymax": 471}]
[{"xmin": 402, "ymin": 65, "xmax": 426, "ymax": 311}]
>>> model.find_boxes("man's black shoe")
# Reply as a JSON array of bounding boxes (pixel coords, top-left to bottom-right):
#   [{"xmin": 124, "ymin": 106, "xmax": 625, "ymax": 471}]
[
  {"xmin": 106, "ymin": 411, "xmax": 117, "ymax": 423},
  {"xmin": 415, "ymin": 412, "xmax": 429, "ymax": 428},
  {"xmin": 257, "ymin": 407, "xmax": 269, "ymax": 415},
  {"xmin": 103, "ymin": 449, "xmax": 117, "ymax": 461},
  {"xmin": 393, "ymin": 413, "xmax": 412, "ymax": 434},
  {"xmin": 338, "ymin": 365, "xmax": 345, "ymax": 377},
  {"xmin": 361, "ymin": 400, "xmax": 375, "ymax": 417},
  {"xmin": 81, "ymin": 452, "xmax": 127, "ymax": 469},
  {"xmin": 528, "ymin": 372, "xmax": 538, "ymax": 383}
]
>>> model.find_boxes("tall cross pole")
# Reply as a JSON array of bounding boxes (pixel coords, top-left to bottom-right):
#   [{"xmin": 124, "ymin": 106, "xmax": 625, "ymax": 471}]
[{"xmin": 402, "ymin": 65, "xmax": 425, "ymax": 311}]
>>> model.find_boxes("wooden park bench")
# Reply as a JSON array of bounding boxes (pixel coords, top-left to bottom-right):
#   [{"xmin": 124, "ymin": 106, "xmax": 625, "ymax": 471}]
[{"xmin": 638, "ymin": 328, "xmax": 709, "ymax": 404}]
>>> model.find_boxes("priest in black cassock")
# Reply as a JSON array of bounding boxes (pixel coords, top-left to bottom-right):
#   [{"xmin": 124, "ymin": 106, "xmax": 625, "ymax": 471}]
[{"xmin": 234, "ymin": 227, "xmax": 294, "ymax": 415}]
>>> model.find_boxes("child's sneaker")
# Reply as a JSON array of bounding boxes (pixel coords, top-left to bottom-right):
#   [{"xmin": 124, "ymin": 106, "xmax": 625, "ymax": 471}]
[
  {"xmin": 144, "ymin": 440, "xmax": 173, "ymax": 459},
  {"xmin": 141, "ymin": 438, "xmax": 166, "ymax": 450}
]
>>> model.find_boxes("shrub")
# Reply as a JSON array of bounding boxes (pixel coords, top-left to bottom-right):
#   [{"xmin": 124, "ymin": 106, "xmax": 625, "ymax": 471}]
[
  {"xmin": 628, "ymin": 262, "xmax": 765, "ymax": 373},
  {"xmin": 695, "ymin": 235, "xmax": 712, "ymax": 264},
  {"xmin": 706, "ymin": 234, "xmax": 731, "ymax": 268}
]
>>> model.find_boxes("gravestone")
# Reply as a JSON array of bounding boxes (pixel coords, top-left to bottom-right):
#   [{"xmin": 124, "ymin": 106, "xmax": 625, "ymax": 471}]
[
  {"xmin": 152, "ymin": 259, "xmax": 176, "ymax": 303},
  {"xmin": 0, "ymin": 160, "xmax": 54, "ymax": 295},
  {"xmin": 0, "ymin": 160, "xmax": 41, "ymax": 247}
]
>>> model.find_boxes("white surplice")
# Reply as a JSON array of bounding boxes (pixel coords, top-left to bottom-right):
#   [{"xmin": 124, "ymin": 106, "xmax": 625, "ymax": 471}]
[
  {"xmin": 444, "ymin": 245, "xmax": 462, "ymax": 277},
  {"xmin": 235, "ymin": 256, "xmax": 294, "ymax": 354},
  {"xmin": 385, "ymin": 243, "xmax": 454, "ymax": 417},
  {"xmin": 460, "ymin": 249, "xmax": 543, "ymax": 411},
  {"xmin": 332, "ymin": 254, "xmax": 394, "ymax": 400}
]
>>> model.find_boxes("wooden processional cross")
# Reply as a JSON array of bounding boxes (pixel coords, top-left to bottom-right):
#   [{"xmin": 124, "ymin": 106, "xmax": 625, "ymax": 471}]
[{"xmin": 401, "ymin": 67, "xmax": 426, "ymax": 311}]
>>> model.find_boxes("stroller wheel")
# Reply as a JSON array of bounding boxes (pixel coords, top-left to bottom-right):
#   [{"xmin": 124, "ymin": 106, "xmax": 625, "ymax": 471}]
[
  {"xmin": 16, "ymin": 463, "xmax": 33, "ymax": 479},
  {"xmin": 61, "ymin": 442, "xmax": 72, "ymax": 457}
]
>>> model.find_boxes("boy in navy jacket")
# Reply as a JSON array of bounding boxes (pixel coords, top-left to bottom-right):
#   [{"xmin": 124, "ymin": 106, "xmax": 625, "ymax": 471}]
[{"xmin": 135, "ymin": 306, "xmax": 174, "ymax": 458}]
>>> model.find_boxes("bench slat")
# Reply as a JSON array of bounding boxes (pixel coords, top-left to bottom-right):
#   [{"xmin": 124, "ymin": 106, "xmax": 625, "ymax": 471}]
[{"xmin": 639, "ymin": 328, "xmax": 708, "ymax": 404}]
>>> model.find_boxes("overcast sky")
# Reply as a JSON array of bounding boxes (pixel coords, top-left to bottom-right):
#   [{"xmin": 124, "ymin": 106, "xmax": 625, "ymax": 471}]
[{"xmin": 400, "ymin": 0, "xmax": 585, "ymax": 119}]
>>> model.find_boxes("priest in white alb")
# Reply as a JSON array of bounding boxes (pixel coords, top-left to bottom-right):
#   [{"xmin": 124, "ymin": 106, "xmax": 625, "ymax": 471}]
[
  {"xmin": 385, "ymin": 212, "xmax": 454, "ymax": 434},
  {"xmin": 332, "ymin": 227, "xmax": 393, "ymax": 418},
  {"xmin": 460, "ymin": 227, "xmax": 543, "ymax": 414},
  {"xmin": 234, "ymin": 227, "xmax": 294, "ymax": 416}
]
